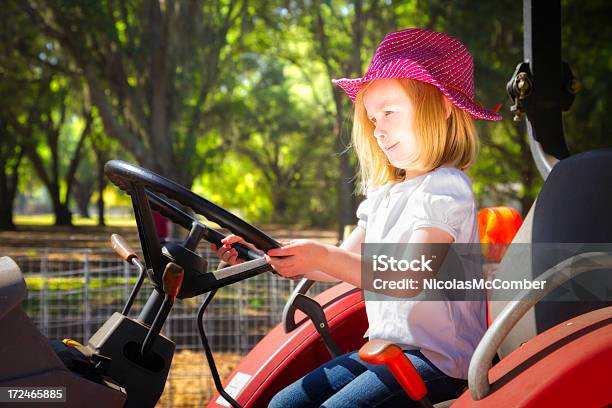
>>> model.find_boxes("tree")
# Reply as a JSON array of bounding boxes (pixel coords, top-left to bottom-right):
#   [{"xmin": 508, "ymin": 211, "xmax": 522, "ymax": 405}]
[
  {"xmin": 6, "ymin": 0, "xmax": 608, "ymax": 229},
  {"xmin": 90, "ymin": 118, "xmax": 124, "ymax": 226},
  {"xmin": 0, "ymin": 70, "xmax": 26, "ymax": 229},
  {"xmin": 215, "ymin": 57, "xmax": 335, "ymax": 223},
  {"xmin": 17, "ymin": 75, "xmax": 93, "ymax": 226},
  {"xmin": 0, "ymin": 122, "xmax": 24, "ymax": 230},
  {"xmin": 282, "ymin": 0, "xmax": 402, "ymax": 238},
  {"xmin": 562, "ymin": 0, "xmax": 612, "ymax": 154},
  {"xmin": 24, "ymin": 0, "xmax": 250, "ymax": 188},
  {"xmin": 0, "ymin": 2, "xmax": 44, "ymax": 229}
]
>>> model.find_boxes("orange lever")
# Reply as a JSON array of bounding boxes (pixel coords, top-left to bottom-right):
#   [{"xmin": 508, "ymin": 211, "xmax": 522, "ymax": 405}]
[
  {"xmin": 359, "ymin": 339, "xmax": 428, "ymax": 402},
  {"xmin": 111, "ymin": 234, "xmax": 138, "ymax": 263},
  {"xmin": 162, "ymin": 262, "xmax": 184, "ymax": 299}
]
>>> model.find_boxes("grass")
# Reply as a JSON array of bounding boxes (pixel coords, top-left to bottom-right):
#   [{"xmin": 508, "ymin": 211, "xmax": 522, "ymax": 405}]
[
  {"xmin": 22, "ymin": 275, "xmax": 266, "ymax": 317},
  {"xmin": 25, "ymin": 275, "xmax": 139, "ymax": 291},
  {"xmin": 14, "ymin": 214, "xmax": 136, "ymax": 227}
]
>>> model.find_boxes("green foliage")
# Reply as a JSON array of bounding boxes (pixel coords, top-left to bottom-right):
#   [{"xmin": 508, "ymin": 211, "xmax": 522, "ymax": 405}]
[
  {"xmin": 562, "ymin": 0, "xmax": 612, "ymax": 153},
  {"xmin": 4, "ymin": 0, "xmax": 611, "ymax": 228},
  {"xmin": 193, "ymin": 150, "xmax": 273, "ymax": 221}
]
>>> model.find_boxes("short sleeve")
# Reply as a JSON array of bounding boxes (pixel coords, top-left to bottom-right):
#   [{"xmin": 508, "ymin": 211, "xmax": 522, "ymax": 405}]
[
  {"xmin": 411, "ymin": 168, "xmax": 475, "ymax": 241},
  {"xmin": 355, "ymin": 185, "xmax": 386, "ymax": 230}
]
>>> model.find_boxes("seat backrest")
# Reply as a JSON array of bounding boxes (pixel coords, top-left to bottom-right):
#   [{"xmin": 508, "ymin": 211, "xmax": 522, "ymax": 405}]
[{"xmin": 490, "ymin": 148, "xmax": 612, "ymax": 358}]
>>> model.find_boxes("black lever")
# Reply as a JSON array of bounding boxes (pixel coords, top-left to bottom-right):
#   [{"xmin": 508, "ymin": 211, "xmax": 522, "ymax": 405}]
[
  {"xmin": 293, "ymin": 294, "xmax": 342, "ymax": 358},
  {"xmin": 283, "ymin": 279, "xmax": 316, "ymax": 332},
  {"xmin": 282, "ymin": 279, "xmax": 343, "ymax": 358}
]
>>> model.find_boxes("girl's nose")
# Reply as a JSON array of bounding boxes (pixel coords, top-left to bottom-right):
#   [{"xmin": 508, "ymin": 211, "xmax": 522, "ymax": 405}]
[{"xmin": 374, "ymin": 126, "xmax": 387, "ymax": 142}]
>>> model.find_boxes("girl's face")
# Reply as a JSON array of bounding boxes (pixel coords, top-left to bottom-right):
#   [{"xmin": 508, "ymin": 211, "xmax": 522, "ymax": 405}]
[{"xmin": 363, "ymin": 79, "xmax": 417, "ymax": 169}]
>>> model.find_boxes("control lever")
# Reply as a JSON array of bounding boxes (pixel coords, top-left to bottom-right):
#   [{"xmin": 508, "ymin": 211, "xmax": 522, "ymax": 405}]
[
  {"xmin": 286, "ymin": 294, "xmax": 342, "ymax": 358},
  {"xmin": 359, "ymin": 339, "xmax": 433, "ymax": 408},
  {"xmin": 141, "ymin": 262, "xmax": 184, "ymax": 356},
  {"xmin": 283, "ymin": 279, "xmax": 344, "ymax": 358},
  {"xmin": 111, "ymin": 234, "xmax": 147, "ymax": 316}
]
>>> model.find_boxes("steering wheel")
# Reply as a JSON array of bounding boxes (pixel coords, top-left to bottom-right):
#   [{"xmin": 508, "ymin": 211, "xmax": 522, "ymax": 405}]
[
  {"xmin": 105, "ymin": 160, "xmax": 341, "ymax": 408},
  {"xmin": 104, "ymin": 160, "xmax": 281, "ymax": 299}
]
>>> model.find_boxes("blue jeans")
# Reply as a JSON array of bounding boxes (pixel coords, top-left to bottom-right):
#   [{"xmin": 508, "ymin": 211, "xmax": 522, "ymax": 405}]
[{"xmin": 268, "ymin": 350, "xmax": 467, "ymax": 408}]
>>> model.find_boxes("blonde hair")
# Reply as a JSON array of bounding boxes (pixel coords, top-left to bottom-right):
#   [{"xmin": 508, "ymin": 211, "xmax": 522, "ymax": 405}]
[{"xmin": 352, "ymin": 78, "xmax": 478, "ymax": 195}]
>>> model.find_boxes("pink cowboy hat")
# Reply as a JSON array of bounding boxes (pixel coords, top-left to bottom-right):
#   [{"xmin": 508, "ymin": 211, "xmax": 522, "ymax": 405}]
[{"xmin": 332, "ymin": 28, "xmax": 502, "ymax": 121}]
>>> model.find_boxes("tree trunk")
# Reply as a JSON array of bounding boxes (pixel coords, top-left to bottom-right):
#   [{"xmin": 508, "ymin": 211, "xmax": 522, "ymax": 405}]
[
  {"xmin": 272, "ymin": 189, "xmax": 289, "ymax": 223},
  {"xmin": 47, "ymin": 182, "xmax": 72, "ymax": 226},
  {"xmin": 335, "ymin": 117, "xmax": 355, "ymax": 241},
  {"xmin": 53, "ymin": 198, "xmax": 72, "ymax": 227},
  {"xmin": 0, "ymin": 171, "xmax": 16, "ymax": 229},
  {"xmin": 54, "ymin": 202, "xmax": 72, "ymax": 226},
  {"xmin": 73, "ymin": 179, "xmax": 94, "ymax": 218},
  {"xmin": 97, "ymin": 155, "xmax": 106, "ymax": 227},
  {"xmin": 0, "ymin": 150, "xmax": 23, "ymax": 230},
  {"xmin": 311, "ymin": 1, "xmax": 362, "ymax": 241},
  {"xmin": 76, "ymin": 197, "xmax": 90, "ymax": 218},
  {"xmin": 0, "ymin": 169, "xmax": 15, "ymax": 231},
  {"xmin": 0, "ymin": 203, "xmax": 15, "ymax": 231}
]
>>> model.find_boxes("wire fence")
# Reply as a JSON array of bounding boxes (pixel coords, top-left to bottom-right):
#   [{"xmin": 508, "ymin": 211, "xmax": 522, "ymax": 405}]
[{"xmin": 3, "ymin": 246, "xmax": 337, "ymax": 407}]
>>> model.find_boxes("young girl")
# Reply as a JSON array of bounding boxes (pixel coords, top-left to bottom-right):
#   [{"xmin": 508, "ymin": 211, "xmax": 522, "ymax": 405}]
[{"xmin": 212, "ymin": 28, "xmax": 501, "ymax": 407}]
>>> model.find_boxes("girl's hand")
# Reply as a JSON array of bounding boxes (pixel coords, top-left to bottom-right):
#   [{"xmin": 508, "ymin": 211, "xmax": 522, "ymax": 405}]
[
  {"xmin": 210, "ymin": 234, "xmax": 259, "ymax": 265},
  {"xmin": 264, "ymin": 239, "xmax": 328, "ymax": 280}
]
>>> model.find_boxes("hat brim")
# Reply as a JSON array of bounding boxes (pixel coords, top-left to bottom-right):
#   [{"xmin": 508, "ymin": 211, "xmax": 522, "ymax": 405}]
[{"xmin": 332, "ymin": 59, "xmax": 502, "ymax": 121}]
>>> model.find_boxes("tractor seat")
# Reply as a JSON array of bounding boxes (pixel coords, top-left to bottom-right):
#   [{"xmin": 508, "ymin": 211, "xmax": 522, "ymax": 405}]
[{"xmin": 490, "ymin": 148, "xmax": 612, "ymax": 357}]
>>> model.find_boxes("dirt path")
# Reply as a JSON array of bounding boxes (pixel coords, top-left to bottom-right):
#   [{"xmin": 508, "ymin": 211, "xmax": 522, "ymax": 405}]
[
  {"xmin": 158, "ymin": 350, "xmax": 242, "ymax": 407},
  {"xmin": 0, "ymin": 224, "xmax": 338, "ymax": 254}
]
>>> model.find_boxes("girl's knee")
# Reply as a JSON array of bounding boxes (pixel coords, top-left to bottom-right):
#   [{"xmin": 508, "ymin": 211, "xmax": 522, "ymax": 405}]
[
  {"xmin": 267, "ymin": 384, "xmax": 313, "ymax": 408},
  {"xmin": 267, "ymin": 392, "xmax": 285, "ymax": 408},
  {"xmin": 268, "ymin": 352, "xmax": 362, "ymax": 407}
]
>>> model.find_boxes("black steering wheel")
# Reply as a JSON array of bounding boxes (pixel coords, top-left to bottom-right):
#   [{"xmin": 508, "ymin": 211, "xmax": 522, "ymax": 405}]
[
  {"xmin": 105, "ymin": 160, "xmax": 340, "ymax": 408},
  {"xmin": 104, "ymin": 160, "xmax": 281, "ymax": 299}
]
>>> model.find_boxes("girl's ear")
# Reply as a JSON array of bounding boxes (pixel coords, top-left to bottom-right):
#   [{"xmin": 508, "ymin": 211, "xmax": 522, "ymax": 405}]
[{"xmin": 444, "ymin": 97, "xmax": 452, "ymax": 119}]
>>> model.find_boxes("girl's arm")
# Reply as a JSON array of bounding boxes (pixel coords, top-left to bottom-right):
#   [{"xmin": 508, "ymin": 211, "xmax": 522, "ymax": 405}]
[
  {"xmin": 266, "ymin": 228, "xmax": 453, "ymax": 288},
  {"xmin": 266, "ymin": 227, "xmax": 453, "ymax": 288},
  {"xmin": 303, "ymin": 226, "xmax": 365, "ymax": 283},
  {"xmin": 409, "ymin": 227, "xmax": 454, "ymax": 245},
  {"xmin": 265, "ymin": 227, "xmax": 365, "ymax": 286},
  {"xmin": 309, "ymin": 227, "xmax": 453, "ymax": 287}
]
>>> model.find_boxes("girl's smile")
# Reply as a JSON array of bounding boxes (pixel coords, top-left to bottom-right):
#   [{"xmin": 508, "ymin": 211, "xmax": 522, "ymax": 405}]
[{"xmin": 383, "ymin": 142, "xmax": 399, "ymax": 152}]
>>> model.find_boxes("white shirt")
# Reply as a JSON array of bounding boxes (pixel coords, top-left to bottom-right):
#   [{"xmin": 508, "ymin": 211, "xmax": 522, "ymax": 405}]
[{"xmin": 357, "ymin": 166, "xmax": 487, "ymax": 379}]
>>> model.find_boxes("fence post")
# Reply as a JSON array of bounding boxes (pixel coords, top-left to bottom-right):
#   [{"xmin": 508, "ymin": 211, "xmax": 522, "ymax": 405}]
[
  {"xmin": 83, "ymin": 250, "xmax": 91, "ymax": 341},
  {"xmin": 270, "ymin": 274, "xmax": 280, "ymax": 324},
  {"xmin": 40, "ymin": 249, "xmax": 48, "ymax": 337},
  {"xmin": 237, "ymin": 282, "xmax": 246, "ymax": 354}
]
